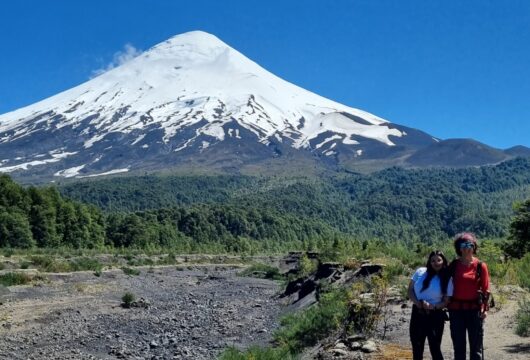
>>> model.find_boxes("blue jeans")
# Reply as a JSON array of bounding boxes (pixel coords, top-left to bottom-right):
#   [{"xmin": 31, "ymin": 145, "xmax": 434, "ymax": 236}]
[{"xmin": 449, "ymin": 310, "xmax": 484, "ymax": 360}]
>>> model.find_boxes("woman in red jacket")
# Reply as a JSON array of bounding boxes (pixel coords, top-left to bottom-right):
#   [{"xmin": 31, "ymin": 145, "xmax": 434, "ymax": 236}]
[{"xmin": 448, "ymin": 232, "xmax": 490, "ymax": 360}]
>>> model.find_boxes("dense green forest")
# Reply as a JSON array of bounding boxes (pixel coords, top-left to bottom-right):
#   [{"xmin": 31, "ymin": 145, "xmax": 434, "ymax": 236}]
[
  {"xmin": 2, "ymin": 157, "xmax": 530, "ymax": 254},
  {"xmin": 61, "ymin": 157, "xmax": 530, "ymax": 242}
]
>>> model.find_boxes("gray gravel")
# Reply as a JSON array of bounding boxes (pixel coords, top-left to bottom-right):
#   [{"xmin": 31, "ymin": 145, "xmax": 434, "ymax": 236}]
[{"xmin": 0, "ymin": 266, "xmax": 284, "ymax": 359}]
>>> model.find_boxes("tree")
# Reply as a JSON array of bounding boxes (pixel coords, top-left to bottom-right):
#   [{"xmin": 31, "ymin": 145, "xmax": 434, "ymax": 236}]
[
  {"xmin": 505, "ymin": 199, "xmax": 530, "ymax": 258},
  {"xmin": 0, "ymin": 209, "xmax": 35, "ymax": 248}
]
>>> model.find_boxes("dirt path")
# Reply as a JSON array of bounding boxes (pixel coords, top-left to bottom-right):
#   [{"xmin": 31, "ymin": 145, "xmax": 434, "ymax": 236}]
[{"xmin": 378, "ymin": 287, "xmax": 530, "ymax": 359}]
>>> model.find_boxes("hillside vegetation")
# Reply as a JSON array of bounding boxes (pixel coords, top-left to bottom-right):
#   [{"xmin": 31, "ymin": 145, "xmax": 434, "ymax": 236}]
[{"xmin": 1, "ymin": 157, "xmax": 530, "ymax": 254}]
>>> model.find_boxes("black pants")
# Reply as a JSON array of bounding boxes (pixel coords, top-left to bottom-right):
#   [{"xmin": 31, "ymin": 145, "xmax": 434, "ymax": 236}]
[
  {"xmin": 410, "ymin": 305, "xmax": 446, "ymax": 360},
  {"xmin": 449, "ymin": 310, "xmax": 484, "ymax": 360}
]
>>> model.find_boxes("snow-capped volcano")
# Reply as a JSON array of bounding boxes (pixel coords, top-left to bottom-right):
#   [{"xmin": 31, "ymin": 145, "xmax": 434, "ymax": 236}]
[{"xmin": 0, "ymin": 31, "xmax": 451, "ymax": 180}]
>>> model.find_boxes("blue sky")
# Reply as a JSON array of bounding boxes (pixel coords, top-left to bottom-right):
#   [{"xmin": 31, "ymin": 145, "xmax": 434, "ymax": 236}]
[{"xmin": 1, "ymin": 0, "xmax": 529, "ymax": 148}]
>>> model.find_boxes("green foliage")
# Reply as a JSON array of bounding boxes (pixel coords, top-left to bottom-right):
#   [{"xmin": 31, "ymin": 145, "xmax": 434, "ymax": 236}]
[
  {"xmin": 298, "ymin": 254, "xmax": 317, "ymax": 277},
  {"xmin": 69, "ymin": 257, "xmax": 103, "ymax": 272},
  {"xmin": 121, "ymin": 267, "xmax": 141, "ymax": 276},
  {"xmin": 218, "ymin": 346, "xmax": 296, "ymax": 360},
  {"xmin": 121, "ymin": 292, "xmax": 136, "ymax": 308},
  {"xmin": 29, "ymin": 255, "xmax": 71, "ymax": 272},
  {"xmin": 4, "ymin": 158, "xmax": 530, "ymax": 253},
  {"xmin": 274, "ymin": 289, "xmax": 349, "ymax": 353},
  {"xmin": 238, "ymin": 263, "xmax": 283, "ymax": 280},
  {"xmin": 515, "ymin": 253, "xmax": 530, "ymax": 289},
  {"xmin": 0, "ymin": 175, "xmax": 105, "ymax": 250},
  {"xmin": 0, "ymin": 272, "xmax": 32, "ymax": 286},
  {"xmin": 505, "ymin": 199, "xmax": 530, "ymax": 258},
  {"xmin": 515, "ymin": 297, "xmax": 530, "ymax": 337}
]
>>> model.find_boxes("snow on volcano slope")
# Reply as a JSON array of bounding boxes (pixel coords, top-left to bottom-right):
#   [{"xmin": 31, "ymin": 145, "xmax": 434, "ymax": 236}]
[{"xmin": 0, "ymin": 31, "xmax": 406, "ymax": 178}]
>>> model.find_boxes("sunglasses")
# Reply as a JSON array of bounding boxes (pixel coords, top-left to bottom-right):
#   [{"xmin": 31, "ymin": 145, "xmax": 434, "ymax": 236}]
[{"xmin": 459, "ymin": 242, "xmax": 474, "ymax": 249}]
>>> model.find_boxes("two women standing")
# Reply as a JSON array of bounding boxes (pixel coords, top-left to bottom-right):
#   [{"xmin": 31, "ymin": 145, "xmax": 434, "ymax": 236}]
[{"xmin": 409, "ymin": 232, "xmax": 491, "ymax": 360}]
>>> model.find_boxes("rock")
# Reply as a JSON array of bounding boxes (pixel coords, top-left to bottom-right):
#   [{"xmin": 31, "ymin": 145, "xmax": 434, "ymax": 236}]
[
  {"xmin": 346, "ymin": 334, "xmax": 366, "ymax": 342},
  {"xmin": 349, "ymin": 341, "xmax": 362, "ymax": 350},
  {"xmin": 361, "ymin": 340, "xmax": 377, "ymax": 353},
  {"xmin": 332, "ymin": 348, "xmax": 350, "ymax": 356},
  {"xmin": 334, "ymin": 341, "xmax": 347, "ymax": 349}
]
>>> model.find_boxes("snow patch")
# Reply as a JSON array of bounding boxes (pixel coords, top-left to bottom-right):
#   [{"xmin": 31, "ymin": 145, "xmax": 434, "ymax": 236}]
[
  {"xmin": 77, "ymin": 168, "xmax": 129, "ymax": 178},
  {"xmin": 54, "ymin": 165, "xmax": 85, "ymax": 178}
]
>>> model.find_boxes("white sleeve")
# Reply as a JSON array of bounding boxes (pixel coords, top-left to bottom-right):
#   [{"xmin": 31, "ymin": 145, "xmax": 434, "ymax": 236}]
[
  {"xmin": 447, "ymin": 277, "xmax": 454, "ymax": 297},
  {"xmin": 411, "ymin": 267, "xmax": 424, "ymax": 282}
]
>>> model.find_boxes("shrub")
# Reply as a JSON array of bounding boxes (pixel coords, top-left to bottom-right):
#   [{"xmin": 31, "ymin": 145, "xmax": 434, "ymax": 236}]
[
  {"xmin": 516, "ymin": 253, "xmax": 530, "ymax": 289},
  {"xmin": 0, "ymin": 272, "xmax": 32, "ymax": 286},
  {"xmin": 0, "ymin": 263, "xmax": 4, "ymax": 270},
  {"xmin": 122, "ymin": 267, "xmax": 141, "ymax": 276},
  {"xmin": 239, "ymin": 263, "xmax": 283, "ymax": 280},
  {"xmin": 30, "ymin": 256, "xmax": 71, "ymax": 272},
  {"xmin": 515, "ymin": 297, "xmax": 530, "ymax": 337},
  {"xmin": 3, "ymin": 249, "xmax": 15, "ymax": 257},
  {"xmin": 274, "ymin": 289, "xmax": 349, "ymax": 353},
  {"xmin": 69, "ymin": 257, "xmax": 103, "ymax": 272},
  {"xmin": 19, "ymin": 261, "xmax": 31, "ymax": 269},
  {"xmin": 121, "ymin": 292, "xmax": 136, "ymax": 308}
]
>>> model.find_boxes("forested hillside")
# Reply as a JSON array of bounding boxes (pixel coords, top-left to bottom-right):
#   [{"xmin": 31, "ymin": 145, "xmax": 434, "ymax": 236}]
[
  {"xmin": 2, "ymin": 157, "xmax": 530, "ymax": 251},
  {"xmin": 60, "ymin": 157, "xmax": 530, "ymax": 244}
]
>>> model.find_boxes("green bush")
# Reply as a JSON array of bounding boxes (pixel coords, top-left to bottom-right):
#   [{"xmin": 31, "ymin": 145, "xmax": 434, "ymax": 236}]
[
  {"xmin": 122, "ymin": 267, "xmax": 141, "ymax": 276},
  {"xmin": 238, "ymin": 263, "xmax": 283, "ymax": 280},
  {"xmin": 274, "ymin": 289, "xmax": 349, "ymax": 353},
  {"xmin": 19, "ymin": 261, "xmax": 31, "ymax": 269},
  {"xmin": 121, "ymin": 292, "xmax": 136, "ymax": 308},
  {"xmin": 0, "ymin": 272, "xmax": 32, "ymax": 286},
  {"xmin": 218, "ymin": 346, "xmax": 296, "ymax": 360},
  {"xmin": 515, "ymin": 297, "xmax": 530, "ymax": 337},
  {"xmin": 516, "ymin": 253, "xmax": 530, "ymax": 289},
  {"xmin": 3, "ymin": 248, "xmax": 15, "ymax": 257},
  {"xmin": 30, "ymin": 255, "xmax": 71, "ymax": 272},
  {"xmin": 69, "ymin": 257, "xmax": 103, "ymax": 272},
  {"xmin": 0, "ymin": 262, "xmax": 4, "ymax": 270}
]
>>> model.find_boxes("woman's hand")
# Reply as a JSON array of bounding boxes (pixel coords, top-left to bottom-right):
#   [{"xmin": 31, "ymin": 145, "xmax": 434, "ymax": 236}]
[
  {"xmin": 421, "ymin": 300, "xmax": 433, "ymax": 310},
  {"xmin": 480, "ymin": 311, "xmax": 488, "ymax": 319}
]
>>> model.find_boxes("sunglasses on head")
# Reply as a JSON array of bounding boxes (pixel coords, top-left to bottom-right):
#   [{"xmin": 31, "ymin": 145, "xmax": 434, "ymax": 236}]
[{"xmin": 459, "ymin": 242, "xmax": 474, "ymax": 249}]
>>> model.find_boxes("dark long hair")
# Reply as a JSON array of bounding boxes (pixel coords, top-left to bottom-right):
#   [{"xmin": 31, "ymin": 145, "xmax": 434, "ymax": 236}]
[{"xmin": 421, "ymin": 250, "xmax": 449, "ymax": 293}]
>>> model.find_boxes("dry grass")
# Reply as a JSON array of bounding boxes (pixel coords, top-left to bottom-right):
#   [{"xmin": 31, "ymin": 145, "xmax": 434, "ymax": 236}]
[{"xmin": 370, "ymin": 343, "xmax": 412, "ymax": 360}]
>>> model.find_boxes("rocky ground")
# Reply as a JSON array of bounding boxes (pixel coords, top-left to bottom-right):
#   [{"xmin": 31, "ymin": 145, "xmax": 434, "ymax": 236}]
[{"xmin": 0, "ymin": 265, "xmax": 284, "ymax": 360}]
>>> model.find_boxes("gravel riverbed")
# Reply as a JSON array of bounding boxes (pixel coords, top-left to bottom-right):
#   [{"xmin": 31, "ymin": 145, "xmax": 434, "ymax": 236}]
[{"xmin": 0, "ymin": 265, "xmax": 284, "ymax": 360}]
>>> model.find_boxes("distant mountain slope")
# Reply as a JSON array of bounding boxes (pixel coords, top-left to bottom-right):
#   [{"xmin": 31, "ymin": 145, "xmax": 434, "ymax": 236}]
[{"xmin": 405, "ymin": 139, "xmax": 509, "ymax": 167}]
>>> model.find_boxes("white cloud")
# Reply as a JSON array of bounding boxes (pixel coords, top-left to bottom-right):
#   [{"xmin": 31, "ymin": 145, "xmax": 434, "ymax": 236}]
[{"xmin": 91, "ymin": 43, "xmax": 142, "ymax": 78}]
